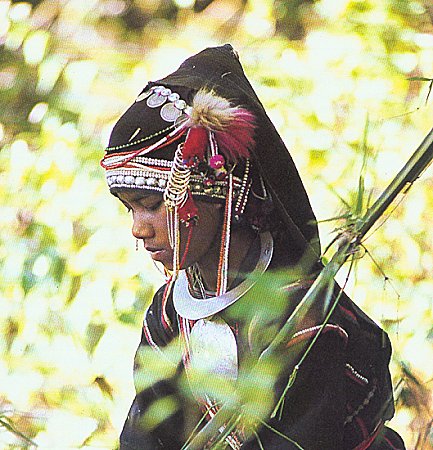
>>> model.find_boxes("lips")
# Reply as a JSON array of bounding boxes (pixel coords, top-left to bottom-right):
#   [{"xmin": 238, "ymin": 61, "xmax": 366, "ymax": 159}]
[
  {"xmin": 145, "ymin": 246, "xmax": 162, "ymax": 253},
  {"xmin": 145, "ymin": 246, "xmax": 169, "ymax": 262}
]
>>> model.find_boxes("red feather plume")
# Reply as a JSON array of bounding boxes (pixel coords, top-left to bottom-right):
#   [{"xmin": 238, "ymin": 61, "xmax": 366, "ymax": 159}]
[{"xmin": 182, "ymin": 126, "xmax": 209, "ymax": 163}]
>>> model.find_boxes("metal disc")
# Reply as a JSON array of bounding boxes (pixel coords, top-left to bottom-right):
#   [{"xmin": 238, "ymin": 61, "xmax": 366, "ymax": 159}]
[
  {"xmin": 187, "ymin": 317, "xmax": 238, "ymax": 402},
  {"xmin": 160, "ymin": 103, "xmax": 183, "ymax": 122},
  {"xmin": 146, "ymin": 93, "xmax": 167, "ymax": 108}
]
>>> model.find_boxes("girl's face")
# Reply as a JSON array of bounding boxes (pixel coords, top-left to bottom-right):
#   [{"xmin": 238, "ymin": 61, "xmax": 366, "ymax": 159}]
[{"xmin": 116, "ymin": 190, "xmax": 223, "ymax": 270}]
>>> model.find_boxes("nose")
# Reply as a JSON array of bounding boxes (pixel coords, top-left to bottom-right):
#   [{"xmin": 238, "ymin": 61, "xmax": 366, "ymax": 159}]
[{"xmin": 131, "ymin": 211, "xmax": 154, "ymax": 240}]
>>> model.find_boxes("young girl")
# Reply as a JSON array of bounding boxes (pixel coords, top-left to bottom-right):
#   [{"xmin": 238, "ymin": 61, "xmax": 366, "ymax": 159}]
[{"xmin": 101, "ymin": 44, "xmax": 405, "ymax": 449}]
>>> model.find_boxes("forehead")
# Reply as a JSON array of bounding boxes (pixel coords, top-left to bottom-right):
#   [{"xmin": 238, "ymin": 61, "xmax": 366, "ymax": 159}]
[{"xmin": 114, "ymin": 189, "xmax": 162, "ymax": 203}]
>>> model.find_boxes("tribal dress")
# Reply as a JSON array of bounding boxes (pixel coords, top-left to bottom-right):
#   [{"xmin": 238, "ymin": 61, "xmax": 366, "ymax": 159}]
[{"xmin": 119, "ymin": 238, "xmax": 405, "ymax": 450}]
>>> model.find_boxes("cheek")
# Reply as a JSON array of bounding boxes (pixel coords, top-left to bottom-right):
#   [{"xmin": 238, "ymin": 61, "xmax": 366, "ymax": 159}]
[
  {"xmin": 152, "ymin": 208, "xmax": 171, "ymax": 242},
  {"xmin": 179, "ymin": 210, "xmax": 222, "ymax": 264}
]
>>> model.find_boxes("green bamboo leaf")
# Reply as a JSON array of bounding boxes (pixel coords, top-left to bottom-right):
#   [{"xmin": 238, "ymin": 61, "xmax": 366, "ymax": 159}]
[
  {"xmin": 356, "ymin": 174, "xmax": 365, "ymax": 216},
  {"xmin": 316, "ymin": 212, "xmax": 352, "ymax": 223},
  {"xmin": 94, "ymin": 376, "xmax": 114, "ymax": 400},
  {"xmin": 66, "ymin": 274, "xmax": 82, "ymax": 304},
  {"xmin": 85, "ymin": 322, "xmax": 106, "ymax": 355},
  {"xmin": 425, "ymin": 79, "xmax": 432, "ymax": 105},
  {"xmin": 256, "ymin": 418, "xmax": 305, "ymax": 449},
  {"xmin": 407, "ymin": 77, "xmax": 433, "ymax": 81}
]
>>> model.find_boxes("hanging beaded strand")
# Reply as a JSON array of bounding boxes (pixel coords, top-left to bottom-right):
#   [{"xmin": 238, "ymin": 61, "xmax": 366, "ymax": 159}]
[{"xmin": 216, "ymin": 172, "xmax": 234, "ymax": 295}]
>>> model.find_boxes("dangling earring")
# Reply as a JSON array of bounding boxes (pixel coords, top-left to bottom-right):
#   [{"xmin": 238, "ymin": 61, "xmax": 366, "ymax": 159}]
[{"xmin": 135, "ymin": 239, "xmax": 139, "ymax": 251}]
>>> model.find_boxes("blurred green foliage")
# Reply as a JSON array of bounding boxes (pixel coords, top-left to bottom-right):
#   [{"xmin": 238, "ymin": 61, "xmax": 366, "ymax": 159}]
[{"xmin": 0, "ymin": 0, "xmax": 432, "ymax": 448}]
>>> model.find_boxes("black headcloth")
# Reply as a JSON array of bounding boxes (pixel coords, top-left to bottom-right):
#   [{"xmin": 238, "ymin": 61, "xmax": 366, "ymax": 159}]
[{"xmin": 107, "ymin": 44, "xmax": 320, "ymax": 260}]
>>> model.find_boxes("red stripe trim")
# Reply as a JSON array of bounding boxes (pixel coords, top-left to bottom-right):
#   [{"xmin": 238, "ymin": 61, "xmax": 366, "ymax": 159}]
[
  {"xmin": 100, "ymin": 127, "xmax": 187, "ymax": 169},
  {"xmin": 355, "ymin": 416, "xmax": 369, "ymax": 440},
  {"xmin": 352, "ymin": 422, "xmax": 384, "ymax": 450},
  {"xmin": 142, "ymin": 317, "xmax": 159, "ymax": 351},
  {"xmin": 179, "ymin": 224, "xmax": 194, "ymax": 268},
  {"xmin": 286, "ymin": 324, "xmax": 349, "ymax": 349},
  {"xmin": 383, "ymin": 435, "xmax": 402, "ymax": 450},
  {"xmin": 339, "ymin": 304, "xmax": 358, "ymax": 323},
  {"xmin": 160, "ymin": 278, "xmax": 174, "ymax": 332}
]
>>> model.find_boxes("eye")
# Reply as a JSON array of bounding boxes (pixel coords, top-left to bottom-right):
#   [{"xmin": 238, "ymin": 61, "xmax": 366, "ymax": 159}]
[{"xmin": 145, "ymin": 200, "xmax": 163, "ymax": 211}]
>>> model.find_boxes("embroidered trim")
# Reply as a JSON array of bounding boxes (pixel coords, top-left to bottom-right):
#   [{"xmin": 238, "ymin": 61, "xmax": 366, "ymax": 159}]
[
  {"xmin": 105, "ymin": 124, "xmax": 175, "ymax": 151},
  {"xmin": 286, "ymin": 323, "xmax": 349, "ymax": 349},
  {"xmin": 234, "ymin": 159, "xmax": 251, "ymax": 218},
  {"xmin": 142, "ymin": 309, "xmax": 175, "ymax": 364},
  {"xmin": 344, "ymin": 383, "xmax": 377, "ymax": 425},
  {"xmin": 345, "ymin": 363, "xmax": 369, "ymax": 385},
  {"xmin": 106, "ymin": 155, "xmax": 173, "ymax": 168},
  {"xmin": 106, "ymin": 168, "xmax": 242, "ymax": 198}
]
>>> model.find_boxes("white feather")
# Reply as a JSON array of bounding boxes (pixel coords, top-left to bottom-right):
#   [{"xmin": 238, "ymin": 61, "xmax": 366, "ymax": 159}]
[{"xmin": 190, "ymin": 89, "xmax": 238, "ymax": 130}]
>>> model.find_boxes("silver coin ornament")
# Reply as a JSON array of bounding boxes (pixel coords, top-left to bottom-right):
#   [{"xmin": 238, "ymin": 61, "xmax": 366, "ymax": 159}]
[
  {"xmin": 160, "ymin": 103, "xmax": 183, "ymax": 122},
  {"xmin": 168, "ymin": 92, "xmax": 180, "ymax": 102},
  {"xmin": 174, "ymin": 99, "xmax": 186, "ymax": 110},
  {"xmin": 139, "ymin": 85, "xmax": 189, "ymax": 122},
  {"xmin": 161, "ymin": 102, "xmax": 186, "ymax": 122},
  {"xmin": 147, "ymin": 92, "xmax": 168, "ymax": 108}
]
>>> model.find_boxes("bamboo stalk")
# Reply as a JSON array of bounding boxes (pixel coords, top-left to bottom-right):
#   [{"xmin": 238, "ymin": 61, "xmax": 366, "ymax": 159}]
[{"xmin": 357, "ymin": 127, "xmax": 433, "ymax": 240}]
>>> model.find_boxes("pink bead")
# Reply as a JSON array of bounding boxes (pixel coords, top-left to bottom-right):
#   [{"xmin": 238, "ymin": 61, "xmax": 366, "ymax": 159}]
[{"xmin": 209, "ymin": 154, "xmax": 225, "ymax": 169}]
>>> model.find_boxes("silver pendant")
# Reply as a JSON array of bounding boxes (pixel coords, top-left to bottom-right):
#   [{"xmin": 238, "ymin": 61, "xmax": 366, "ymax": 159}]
[
  {"xmin": 160, "ymin": 102, "xmax": 183, "ymax": 122},
  {"xmin": 187, "ymin": 317, "xmax": 238, "ymax": 400},
  {"xmin": 174, "ymin": 99, "xmax": 187, "ymax": 110}
]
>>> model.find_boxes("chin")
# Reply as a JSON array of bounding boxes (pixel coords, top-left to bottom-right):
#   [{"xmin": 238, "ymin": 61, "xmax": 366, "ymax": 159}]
[
  {"xmin": 161, "ymin": 260, "xmax": 194, "ymax": 272},
  {"xmin": 149, "ymin": 250, "xmax": 195, "ymax": 272},
  {"xmin": 162, "ymin": 262, "xmax": 173, "ymax": 271}
]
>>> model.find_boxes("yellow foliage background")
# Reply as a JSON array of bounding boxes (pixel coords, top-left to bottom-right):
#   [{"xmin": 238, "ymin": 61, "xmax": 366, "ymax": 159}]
[{"xmin": 0, "ymin": 0, "xmax": 432, "ymax": 448}]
